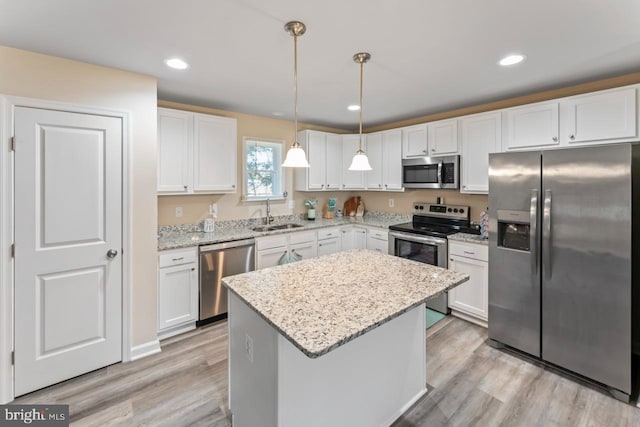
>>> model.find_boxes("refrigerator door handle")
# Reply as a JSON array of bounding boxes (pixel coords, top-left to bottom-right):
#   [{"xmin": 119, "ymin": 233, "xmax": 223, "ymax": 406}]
[
  {"xmin": 543, "ymin": 189, "xmax": 552, "ymax": 279},
  {"xmin": 530, "ymin": 189, "xmax": 538, "ymax": 275}
]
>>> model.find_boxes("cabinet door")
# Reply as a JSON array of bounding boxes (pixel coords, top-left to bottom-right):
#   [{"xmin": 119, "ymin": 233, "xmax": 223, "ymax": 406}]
[
  {"xmin": 318, "ymin": 237, "xmax": 341, "ymax": 256},
  {"xmin": 504, "ymin": 102, "xmax": 559, "ymax": 151},
  {"xmin": 340, "ymin": 227, "xmax": 354, "ymax": 250},
  {"xmin": 306, "ymin": 131, "xmax": 327, "ymax": 190},
  {"xmin": 354, "ymin": 227, "xmax": 367, "ymax": 249},
  {"xmin": 367, "ymin": 236, "xmax": 388, "ymax": 253},
  {"xmin": 448, "ymin": 255, "xmax": 488, "ymax": 322},
  {"xmin": 341, "ymin": 134, "xmax": 365, "ymax": 189},
  {"xmin": 382, "ymin": 130, "xmax": 403, "ymax": 190},
  {"xmin": 325, "ymin": 133, "xmax": 342, "ymax": 190},
  {"xmin": 401, "ymin": 124, "xmax": 429, "ymax": 158},
  {"xmin": 290, "ymin": 241, "xmax": 317, "ymax": 261},
  {"xmin": 560, "ymin": 87, "xmax": 638, "ymax": 145},
  {"xmin": 365, "ymin": 133, "xmax": 383, "ymax": 190},
  {"xmin": 192, "ymin": 114, "xmax": 237, "ymax": 193},
  {"xmin": 157, "ymin": 108, "xmax": 191, "ymax": 193},
  {"xmin": 158, "ymin": 263, "xmax": 198, "ymax": 331},
  {"xmin": 460, "ymin": 112, "xmax": 501, "ymax": 194},
  {"xmin": 256, "ymin": 247, "xmax": 289, "ymax": 269},
  {"xmin": 428, "ymin": 119, "xmax": 459, "ymax": 155}
]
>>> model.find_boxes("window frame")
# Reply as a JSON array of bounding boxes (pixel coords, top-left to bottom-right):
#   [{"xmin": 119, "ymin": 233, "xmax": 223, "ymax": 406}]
[{"xmin": 242, "ymin": 137, "xmax": 286, "ymax": 202}]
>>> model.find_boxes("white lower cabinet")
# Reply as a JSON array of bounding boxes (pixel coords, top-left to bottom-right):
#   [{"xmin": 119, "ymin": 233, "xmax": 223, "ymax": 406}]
[
  {"xmin": 341, "ymin": 226, "xmax": 367, "ymax": 250},
  {"xmin": 366, "ymin": 228, "xmax": 389, "ymax": 253},
  {"xmin": 447, "ymin": 241, "xmax": 488, "ymax": 327},
  {"xmin": 317, "ymin": 227, "xmax": 342, "ymax": 256},
  {"xmin": 256, "ymin": 231, "xmax": 317, "ymax": 269},
  {"xmin": 158, "ymin": 247, "xmax": 199, "ymax": 339}
]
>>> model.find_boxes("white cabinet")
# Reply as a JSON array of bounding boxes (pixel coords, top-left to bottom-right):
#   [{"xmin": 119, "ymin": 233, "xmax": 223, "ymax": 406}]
[
  {"xmin": 427, "ymin": 119, "xmax": 459, "ymax": 155},
  {"xmin": 158, "ymin": 107, "xmax": 237, "ymax": 195},
  {"xmin": 317, "ymin": 227, "xmax": 341, "ymax": 256},
  {"xmin": 460, "ymin": 111, "xmax": 501, "ymax": 194},
  {"xmin": 447, "ymin": 241, "xmax": 488, "ymax": 327},
  {"xmin": 256, "ymin": 231, "xmax": 317, "ymax": 269},
  {"xmin": 340, "ymin": 226, "xmax": 367, "ymax": 250},
  {"xmin": 341, "ymin": 134, "xmax": 366, "ymax": 190},
  {"xmin": 401, "ymin": 124, "xmax": 429, "ymax": 158},
  {"xmin": 157, "ymin": 247, "xmax": 198, "ymax": 339},
  {"xmin": 503, "ymin": 102, "xmax": 560, "ymax": 151},
  {"xmin": 560, "ymin": 87, "xmax": 638, "ymax": 145},
  {"xmin": 366, "ymin": 130, "xmax": 403, "ymax": 191},
  {"xmin": 366, "ymin": 227, "xmax": 389, "ymax": 253},
  {"xmin": 295, "ymin": 130, "xmax": 342, "ymax": 191}
]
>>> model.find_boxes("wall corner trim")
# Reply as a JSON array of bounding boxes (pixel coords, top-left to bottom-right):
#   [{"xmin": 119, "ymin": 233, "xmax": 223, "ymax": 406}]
[{"xmin": 130, "ymin": 340, "xmax": 162, "ymax": 361}]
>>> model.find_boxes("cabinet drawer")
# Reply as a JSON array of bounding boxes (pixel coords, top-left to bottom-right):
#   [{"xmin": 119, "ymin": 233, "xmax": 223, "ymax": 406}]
[
  {"xmin": 317, "ymin": 227, "xmax": 340, "ymax": 241},
  {"xmin": 159, "ymin": 248, "xmax": 197, "ymax": 268},
  {"xmin": 256, "ymin": 235, "xmax": 288, "ymax": 251},
  {"xmin": 367, "ymin": 228, "xmax": 388, "ymax": 241},
  {"xmin": 449, "ymin": 242, "xmax": 488, "ymax": 262},
  {"xmin": 289, "ymin": 230, "xmax": 316, "ymax": 245}
]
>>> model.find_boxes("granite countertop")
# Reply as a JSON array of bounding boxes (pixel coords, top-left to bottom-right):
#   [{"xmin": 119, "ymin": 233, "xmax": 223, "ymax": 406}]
[
  {"xmin": 448, "ymin": 232, "xmax": 488, "ymax": 245},
  {"xmin": 223, "ymin": 250, "xmax": 469, "ymax": 358},
  {"xmin": 158, "ymin": 213, "xmax": 409, "ymax": 251}
]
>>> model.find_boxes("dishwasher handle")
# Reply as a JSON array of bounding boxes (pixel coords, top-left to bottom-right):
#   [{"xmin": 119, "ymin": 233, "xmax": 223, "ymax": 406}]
[{"xmin": 200, "ymin": 238, "xmax": 255, "ymax": 252}]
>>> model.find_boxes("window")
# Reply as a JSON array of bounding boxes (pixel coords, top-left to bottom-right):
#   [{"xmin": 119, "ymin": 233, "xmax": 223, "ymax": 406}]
[{"xmin": 243, "ymin": 138, "xmax": 285, "ymax": 200}]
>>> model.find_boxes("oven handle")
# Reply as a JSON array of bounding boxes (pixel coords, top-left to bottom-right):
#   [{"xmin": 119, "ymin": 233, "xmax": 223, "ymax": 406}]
[{"xmin": 389, "ymin": 231, "xmax": 447, "ymax": 246}]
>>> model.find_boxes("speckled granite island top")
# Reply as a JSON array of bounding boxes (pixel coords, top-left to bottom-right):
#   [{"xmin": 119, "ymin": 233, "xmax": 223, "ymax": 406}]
[{"xmin": 223, "ymin": 250, "xmax": 469, "ymax": 358}]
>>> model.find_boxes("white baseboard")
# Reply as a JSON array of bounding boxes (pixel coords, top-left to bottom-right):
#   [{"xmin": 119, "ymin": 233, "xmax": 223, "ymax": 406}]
[
  {"xmin": 130, "ymin": 339, "xmax": 161, "ymax": 361},
  {"xmin": 158, "ymin": 322, "xmax": 196, "ymax": 341},
  {"xmin": 450, "ymin": 310, "xmax": 488, "ymax": 328}
]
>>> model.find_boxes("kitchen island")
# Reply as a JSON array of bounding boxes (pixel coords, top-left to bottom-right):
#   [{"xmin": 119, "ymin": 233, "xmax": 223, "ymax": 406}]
[{"xmin": 223, "ymin": 250, "xmax": 469, "ymax": 427}]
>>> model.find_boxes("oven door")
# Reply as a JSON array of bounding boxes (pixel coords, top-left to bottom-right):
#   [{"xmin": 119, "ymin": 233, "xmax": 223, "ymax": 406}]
[{"xmin": 388, "ymin": 231, "xmax": 448, "ymax": 268}]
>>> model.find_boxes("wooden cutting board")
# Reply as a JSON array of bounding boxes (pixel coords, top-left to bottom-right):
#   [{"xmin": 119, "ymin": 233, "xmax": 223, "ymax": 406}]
[{"xmin": 343, "ymin": 196, "xmax": 360, "ymax": 217}]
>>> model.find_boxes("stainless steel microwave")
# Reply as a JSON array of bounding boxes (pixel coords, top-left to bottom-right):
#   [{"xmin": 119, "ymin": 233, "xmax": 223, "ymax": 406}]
[{"xmin": 401, "ymin": 155, "xmax": 459, "ymax": 189}]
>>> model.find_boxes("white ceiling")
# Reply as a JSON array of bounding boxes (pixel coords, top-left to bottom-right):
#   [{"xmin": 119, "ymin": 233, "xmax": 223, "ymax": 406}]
[{"xmin": 1, "ymin": 0, "xmax": 640, "ymax": 130}]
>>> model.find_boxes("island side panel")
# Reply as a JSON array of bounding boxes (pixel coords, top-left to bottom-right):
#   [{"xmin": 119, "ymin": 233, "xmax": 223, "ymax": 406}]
[
  {"xmin": 228, "ymin": 292, "xmax": 278, "ymax": 427},
  {"xmin": 277, "ymin": 304, "xmax": 427, "ymax": 427}
]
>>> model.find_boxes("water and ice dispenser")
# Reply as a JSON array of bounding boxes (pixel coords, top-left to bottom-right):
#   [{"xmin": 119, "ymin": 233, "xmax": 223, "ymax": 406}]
[{"xmin": 496, "ymin": 210, "xmax": 531, "ymax": 251}]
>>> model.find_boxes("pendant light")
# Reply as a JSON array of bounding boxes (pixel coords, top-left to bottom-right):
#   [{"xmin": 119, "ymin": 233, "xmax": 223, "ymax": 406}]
[
  {"xmin": 282, "ymin": 21, "xmax": 310, "ymax": 168},
  {"xmin": 348, "ymin": 52, "xmax": 372, "ymax": 171}
]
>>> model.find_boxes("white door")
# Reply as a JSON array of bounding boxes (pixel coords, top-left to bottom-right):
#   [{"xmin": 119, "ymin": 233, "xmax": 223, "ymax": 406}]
[
  {"xmin": 317, "ymin": 238, "xmax": 340, "ymax": 256},
  {"xmin": 448, "ymin": 255, "xmax": 488, "ymax": 321},
  {"xmin": 14, "ymin": 107, "xmax": 122, "ymax": 396},
  {"xmin": 158, "ymin": 263, "xmax": 198, "ymax": 332},
  {"xmin": 504, "ymin": 102, "xmax": 559, "ymax": 151},
  {"xmin": 382, "ymin": 130, "xmax": 403, "ymax": 190},
  {"xmin": 324, "ymin": 133, "xmax": 341, "ymax": 190},
  {"xmin": 192, "ymin": 113, "xmax": 237, "ymax": 193},
  {"xmin": 365, "ymin": 133, "xmax": 383, "ymax": 190},
  {"xmin": 306, "ymin": 131, "xmax": 326, "ymax": 191},
  {"xmin": 289, "ymin": 241, "xmax": 317, "ymax": 261},
  {"xmin": 401, "ymin": 124, "xmax": 428, "ymax": 157},
  {"xmin": 427, "ymin": 119, "xmax": 459, "ymax": 155},
  {"xmin": 460, "ymin": 112, "xmax": 501, "ymax": 193},
  {"xmin": 157, "ymin": 108, "xmax": 191, "ymax": 193}
]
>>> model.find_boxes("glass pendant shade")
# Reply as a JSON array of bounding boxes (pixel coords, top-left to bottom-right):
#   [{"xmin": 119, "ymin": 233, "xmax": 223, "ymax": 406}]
[
  {"xmin": 348, "ymin": 150, "xmax": 372, "ymax": 171},
  {"xmin": 282, "ymin": 142, "xmax": 310, "ymax": 168}
]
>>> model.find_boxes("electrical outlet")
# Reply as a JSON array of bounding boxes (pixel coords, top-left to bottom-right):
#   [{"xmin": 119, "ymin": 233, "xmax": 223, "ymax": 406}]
[
  {"xmin": 210, "ymin": 203, "xmax": 218, "ymax": 218},
  {"xmin": 388, "ymin": 198, "xmax": 395, "ymax": 208},
  {"xmin": 245, "ymin": 333, "xmax": 254, "ymax": 363},
  {"xmin": 175, "ymin": 206, "xmax": 183, "ymax": 218},
  {"xmin": 288, "ymin": 199, "xmax": 295, "ymax": 209}
]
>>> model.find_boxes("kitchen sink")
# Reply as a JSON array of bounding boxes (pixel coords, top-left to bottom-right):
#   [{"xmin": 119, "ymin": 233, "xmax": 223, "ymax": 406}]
[{"xmin": 251, "ymin": 223, "xmax": 304, "ymax": 232}]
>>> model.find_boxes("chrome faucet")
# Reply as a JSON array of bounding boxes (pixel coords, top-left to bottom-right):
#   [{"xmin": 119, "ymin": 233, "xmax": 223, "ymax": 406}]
[{"xmin": 265, "ymin": 198, "xmax": 274, "ymax": 225}]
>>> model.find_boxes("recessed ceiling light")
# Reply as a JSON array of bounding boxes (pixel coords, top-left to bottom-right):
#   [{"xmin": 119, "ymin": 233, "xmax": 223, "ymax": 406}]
[
  {"xmin": 164, "ymin": 58, "xmax": 189, "ymax": 70},
  {"xmin": 498, "ymin": 54, "xmax": 526, "ymax": 66},
  {"xmin": 348, "ymin": 105, "xmax": 360, "ymax": 111}
]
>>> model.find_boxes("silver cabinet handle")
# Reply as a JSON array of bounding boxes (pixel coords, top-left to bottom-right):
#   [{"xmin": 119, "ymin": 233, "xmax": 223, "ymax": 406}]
[
  {"xmin": 172, "ymin": 257, "xmax": 184, "ymax": 261},
  {"xmin": 183, "ymin": 185, "xmax": 188, "ymax": 190},
  {"xmin": 543, "ymin": 189, "xmax": 552, "ymax": 279},
  {"xmin": 463, "ymin": 251, "xmax": 475, "ymax": 255},
  {"xmin": 530, "ymin": 189, "xmax": 538, "ymax": 275},
  {"xmin": 343, "ymin": 184, "xmax": 346, "ymax": 188},
  {"xmin": 423, "ymin": 149, "xmax": 428, "ymax": 154},
  {"xmin": 191, "ymin": 267, "xmax": 195, "ymax": 271},
  {"xmin": 107, "ymin": 249, "xmax": 118, "ymax": 259},
  {"xmin": 321, "ymin": 184, "xmax": 325, "ymax": 188},
  {"xmin": 569, "ymin": 134, "xmax": 575, "ymax": 140},
  {"xmin": 384, "ymin": 184, "xmax": 388, "ymax": 188},
  {"xmin": 326, "ymin": 184, "xmax": 330, "ymax": 188},
  {"xmin": 232, "ymin": 184, "xmax": 236, "ymax": 188},
  {"xmin": 552, "ymin": 136, "xmax": 558, "ymax": 142}
]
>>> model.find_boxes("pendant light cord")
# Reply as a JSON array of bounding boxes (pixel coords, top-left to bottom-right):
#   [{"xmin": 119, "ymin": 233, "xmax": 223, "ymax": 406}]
[
  {"xmin": 358, "ymin": 59, "xmax": 363, "ymax": 151},
  {"xmin": 293, "ymin": 32, "xmax": 299, "ymax": 145}
]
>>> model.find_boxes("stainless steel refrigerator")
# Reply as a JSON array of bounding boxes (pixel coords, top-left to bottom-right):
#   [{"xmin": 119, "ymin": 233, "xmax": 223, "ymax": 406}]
[{"xmin": 488, "ymin": 143, "xmax": 639, "ymax": 401}]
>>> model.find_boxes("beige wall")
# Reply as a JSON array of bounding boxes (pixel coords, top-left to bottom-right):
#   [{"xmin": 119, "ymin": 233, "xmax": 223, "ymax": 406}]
[
  {"xmin": 157, "ymin": 100, "xmax": 350, "ymax": 225},
  {"xmin": 0, "ymin": 46, "xmax": 158, "ymax": 347}
]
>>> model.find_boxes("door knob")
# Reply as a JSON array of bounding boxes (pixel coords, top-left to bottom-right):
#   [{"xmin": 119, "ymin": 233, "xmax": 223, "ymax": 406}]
[{"xmin": 106, "ymin": 249, "xmax": 118, "ymax": 259}]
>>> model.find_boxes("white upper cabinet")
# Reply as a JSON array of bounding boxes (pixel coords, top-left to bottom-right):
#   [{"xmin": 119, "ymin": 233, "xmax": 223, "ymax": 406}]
[
  {"xmin": 341, "ymin": 134, "xmax": 366, "ymax": 190},
  {"xmin": 382, "ymin": 130, "xmax": 403, "ymax": 190},
  {"xmin": 365, "ymin": 132, "xmax": 383, "ymax": 190},
  {"xmin": 295, "ymin": 130, "xmax": 342, "ymax": 191},
  {"xmin": 192, "ymin": 113, "xmax": 238, "ymax": 192},
  {"xmin": 503, "ymin": 102, "xmax": 560, "ymax": 151},
  {"xmin": 157, "ymin": 107, "xmax": 237, "ymax": 195},
  {"xmin": 427, "ymin": 119, "xmax": 459, "ymax": 156},
  {"xmin": 560, "ymin": 87, "xmax": 638, "ymax": 145},
  {"xmin": 460, "ymin": 111, "xmax": 501, "ymax": 194},
  {"xmin": 401, "ymin": 124, "xmax": 428, "ymax": 158},
  {"xmin": 157, "ymin": 109, "xmax": 191, "ymax": 193}
]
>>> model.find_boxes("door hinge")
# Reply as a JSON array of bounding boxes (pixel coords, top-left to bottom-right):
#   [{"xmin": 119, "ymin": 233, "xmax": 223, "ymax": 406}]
[
  {"xmin": 10, "ymin": 243, "xmax": 15, "ymax": 258},
  {"xmin": 10, "ymin": 136, "xmax": 15, "ymax": 151}
]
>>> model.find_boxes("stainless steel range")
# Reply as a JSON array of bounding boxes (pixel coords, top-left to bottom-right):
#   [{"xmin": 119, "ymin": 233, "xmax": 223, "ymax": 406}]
[{"xmin": 389, "ymin": 202, "xmax": 478, "ymax": 314}]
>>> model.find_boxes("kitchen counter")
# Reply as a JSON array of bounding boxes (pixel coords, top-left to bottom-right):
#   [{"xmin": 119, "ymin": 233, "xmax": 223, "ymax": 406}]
[
  {"xmin": 158, "ymin": 213, "xmax": 409, "ymax": 251},
  {"xmin": 224, "ymin": 249, "xmax": 468, "ymax": 427},
  {"xmin": 449, "ymin": 232, "xmax": 488, "ymax": 245}
]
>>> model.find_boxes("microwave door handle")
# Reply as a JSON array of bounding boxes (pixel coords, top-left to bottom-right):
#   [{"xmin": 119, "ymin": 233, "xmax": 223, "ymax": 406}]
[{"xmin": 437, "ymin": 161, "xmax": 443, "ymax": 188}]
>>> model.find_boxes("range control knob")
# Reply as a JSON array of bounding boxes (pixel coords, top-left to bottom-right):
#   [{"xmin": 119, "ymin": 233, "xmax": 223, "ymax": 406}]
[
  {"xmin": 419, "ymin": 205, "xmax": 424, "ymax": 210},
  {"xmin": 414, "ymin": 205, "xmax": 419, "ymax": 210},
  {"xmin": 453, "ymin": 208, "xmax": 459, "ymax": 213},
  {"xmin": 447, "ymin": 208, "xmax": 452, "ymax": 212},
  {"xmin": 459, "ymin": 208, "xmax": 465, "ymax": 214}
]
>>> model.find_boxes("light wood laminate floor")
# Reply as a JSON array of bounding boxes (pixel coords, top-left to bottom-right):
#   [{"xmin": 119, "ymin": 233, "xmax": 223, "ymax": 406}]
[{"xmin": 14, "ymin": 317, "xmax": 640, "ymax": 426}]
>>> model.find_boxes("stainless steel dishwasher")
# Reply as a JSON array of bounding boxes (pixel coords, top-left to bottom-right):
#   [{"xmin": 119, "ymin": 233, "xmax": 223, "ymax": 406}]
[{"xmin": 198, "ymin": 238, "xmax": 255, "ymax": 325}]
